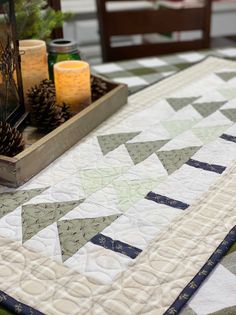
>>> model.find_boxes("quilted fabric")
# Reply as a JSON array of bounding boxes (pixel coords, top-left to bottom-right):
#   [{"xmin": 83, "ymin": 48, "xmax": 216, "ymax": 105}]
[{"xmin": 0, "ymin": 57, "xmax": 236, "ymax": 314}]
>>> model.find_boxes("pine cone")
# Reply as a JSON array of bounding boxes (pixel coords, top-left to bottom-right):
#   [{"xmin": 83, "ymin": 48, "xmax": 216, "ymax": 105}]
[
  {"xmin": 91, "ymin": 76, "xmax": 109, "ymax": 102},
  {"xmin": 59, "ymin": 103, "xmax": 72, "ymax": 122},
  {"xmin": 0, "ymin": 122, "xmax": 24, "ymax": 157},
  {"xmin": 40, "ymin": 79, "xmax": 56, "ymax": 95},
  {"xmin": 27, "ymin": 80, "xmax": 70, "ymax": 132}
]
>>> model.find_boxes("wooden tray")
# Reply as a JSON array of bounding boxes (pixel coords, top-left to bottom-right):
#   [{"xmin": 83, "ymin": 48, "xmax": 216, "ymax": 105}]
[{"xmin": 0, "ymin": 77, "xmax": 128, "ymax": 187}]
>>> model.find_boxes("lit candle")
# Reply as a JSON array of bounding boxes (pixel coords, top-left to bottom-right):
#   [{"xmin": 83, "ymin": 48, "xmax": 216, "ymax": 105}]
[
  {"xmin": 54, "ymin": 60, "xmax": 91, "ymax": 113},
  {"xmin": 19, "ymin": 40, "xmax": 49, "ymax": 110}
]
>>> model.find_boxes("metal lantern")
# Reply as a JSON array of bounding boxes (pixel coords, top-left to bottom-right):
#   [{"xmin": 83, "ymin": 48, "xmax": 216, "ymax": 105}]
[{"xmin": 0, "ymin": 0, "xmax": 25, "ymax": 126}]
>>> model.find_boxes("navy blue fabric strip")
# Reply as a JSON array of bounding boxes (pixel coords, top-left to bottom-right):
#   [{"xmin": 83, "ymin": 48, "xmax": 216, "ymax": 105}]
[
  {"xmin": 0, "ymin": 290, "xmax": 44, "ymax": 315},
  {"xmin": 186, "ymin": 159, "xmax": 226, "ymax": 174},
  {"xmin": 145, "ymin": 192, "xmax": 189, "ymax": 210},
  {"xmin": 90, "ymin": 233, "xmax": 142, "ymax": 259},
  {"xmin": 164, "ymin": 225, "xmax": 236, "ymax": 315},
  {"xmin": 220, "ymin": 133, "xmax": 236, "ymax": 143}
]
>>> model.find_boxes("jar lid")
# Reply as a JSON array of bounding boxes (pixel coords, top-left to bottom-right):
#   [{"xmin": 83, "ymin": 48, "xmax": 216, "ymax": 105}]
[{"xmin": 48, "ymin": 39, "xmax": 78, "ymax": 53}]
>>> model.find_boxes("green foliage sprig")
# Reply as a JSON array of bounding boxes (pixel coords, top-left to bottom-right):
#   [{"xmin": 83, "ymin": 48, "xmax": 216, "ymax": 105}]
[{"xmin": 15, "ymin": 0, "xmax": 72, "ymax": 40}]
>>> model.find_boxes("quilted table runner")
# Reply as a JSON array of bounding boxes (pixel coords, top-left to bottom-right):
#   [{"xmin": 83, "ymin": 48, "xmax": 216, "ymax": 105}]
[{"xmin": 0, "ymin": 57, "xmax": 236, "ymax": 315}]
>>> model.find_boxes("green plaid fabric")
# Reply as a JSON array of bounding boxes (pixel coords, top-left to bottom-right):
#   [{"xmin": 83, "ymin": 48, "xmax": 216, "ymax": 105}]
[{"xmin": 92, "ymin": 47, "xmax": 236, "ymax": 95}]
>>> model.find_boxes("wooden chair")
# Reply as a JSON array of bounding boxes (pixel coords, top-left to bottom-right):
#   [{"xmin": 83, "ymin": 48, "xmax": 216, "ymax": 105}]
[{"xmin": 96, "ymin": 0, "xmax": 212, "ymax": 62}]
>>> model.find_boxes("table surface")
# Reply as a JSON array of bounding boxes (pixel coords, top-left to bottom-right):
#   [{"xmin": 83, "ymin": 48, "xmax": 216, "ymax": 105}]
[
  {"xmin": 92, "ymin": 46, "xmax": 236, "ymax": 95},
  {"xmin": 1, "ymin": 47, "xmax": 236, "ymax": 315}
]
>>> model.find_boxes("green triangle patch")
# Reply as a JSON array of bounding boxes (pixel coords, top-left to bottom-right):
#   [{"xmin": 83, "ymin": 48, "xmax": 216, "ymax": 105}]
[
  {"xmin": 125, "ymin": 140, "xmax": 169, "ymax": 165},
  {"xmin": 97, "ymin": 132, "xmax": 141, "ymax": 155},
  {"xmin": 221, "ymin": 109, "xmax": 236, "ymax": 122},
  {"xmin": 57, "ymin": 214, "xmax": 120, "ymax": 262},
  {"xmin": 192, "ymin": 125, "xmax": 230, "ymax": 144},
  {"xmin": 210, "ymin": 306, "xmax": 236, "ymax": 315},
  {"xmin": 162, "ymin": 120, "xmax": 199, "ymax": 138},
  {"xmin": 22, "ymin": 199, "xmax": 85, "ymax": 243},
  {"xmin": 79, "ymin": 166, "xmax": 129, "ymax": 195},
  {"xmin": 192, "ymin": 101, "xmax": 226, "ymax": 118},
  {"xmin": 156, "ymin": 146, "xmax": 201, "ymax": 175},
  {"xmin": 216, "ymin": 72, "xmax": 236, "ymax": 82},
  {"xmin": 0, "ymin": 188, "xmax": 46, "ymax": 220},
  {"xmin": 113, "ymin": 177, "xmax": 166, "ymax": 211},
  {"xmin": 226, "ymin": 242, "xmax": 236, "ymax": 256},
  {"xmin": 166, "ymin": 97, "xmax": 200, "ymax": 111},
  {"xmin": 218, "ymin": 88, "xmax": 236, "ymax": 100}
]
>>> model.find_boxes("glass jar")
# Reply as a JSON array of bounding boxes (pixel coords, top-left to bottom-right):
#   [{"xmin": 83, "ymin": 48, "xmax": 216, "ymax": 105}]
[{"xmin": 47, "ymin": 39, "xmax": 81, "ymax": 81}]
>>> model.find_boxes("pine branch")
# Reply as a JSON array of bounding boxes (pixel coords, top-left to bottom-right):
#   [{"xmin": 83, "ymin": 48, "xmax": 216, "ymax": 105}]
[{"xmin": 15, "ymin": 0, "xmax": 72, "ymax": 40}]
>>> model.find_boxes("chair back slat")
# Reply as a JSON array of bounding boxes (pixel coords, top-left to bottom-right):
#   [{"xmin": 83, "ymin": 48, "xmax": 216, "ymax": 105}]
[
  {"xmin": 108, "ymin": 39, "xmax": 205, "ymax": 60},
  {"xmin": 96, "ymin": 0, "xmax": 212, "ymax": 62},
  {"xmin": 107, "ymin": 8, "xmax": 206, "ymax": 36}
]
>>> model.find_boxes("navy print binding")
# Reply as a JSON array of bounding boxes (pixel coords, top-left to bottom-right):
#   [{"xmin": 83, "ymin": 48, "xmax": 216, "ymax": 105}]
[{"xmin": 164, "ymin": 226, "xmax": 236, "ymax": 315}]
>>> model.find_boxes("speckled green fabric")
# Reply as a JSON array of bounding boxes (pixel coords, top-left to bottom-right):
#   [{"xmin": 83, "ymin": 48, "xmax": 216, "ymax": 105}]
[
  {"xmin": 156, "ymin": 146, "xmax": 201, "ymax": 175},
  {"xmin": 166, "ymin": 97, "xmax": 200, "ymax": 111},
  {"xmin": 222, "ymin": 251, "xmax": 236, "ymax": 276},
  {"xmin": 221, "ymin": 109, "xmax": 236, "ymax": 123},
  {"xmin": 209, "ymin": 305, "xmax": 236, "ymax": 315},
  {"xmin": 125, "ymin": 140, "xmax": 169, "ymax": 165},
  {"xmin": 216, "ymin": 72, "xmax": 236, "ymax": 82},
  {"xmin": 97, "ymin": 132, "xmax": 140, "ymax": 155},
  {"xmin": 162, "ymin": 120, "xmax": 200, "ymax": 138},
  {"xmin": 0, "ymin": 188, "xmax": 46, "ymax": 220},
  {"xmin": 114, "ymin": 177, "xmax": 166, "ymax": 211},
  {"xmin": 218, "ymin": 87, "xmax": 236, "ymax": 100},
  {"xmin": 79, "ymin": 166, "xmax": 129, "ymax": 195},
  {"xmin": 192, "ymin": 125, "xmax": 230, "ymax": 144},
  {"xmin": 58, "ymin": 214, "xmax": 120, "ymax": 262},
  {"xmin": 192, "ymin": 101, "xmax": 226, "ymax": 117},
  {"xmin": 227, "ymin": 242, "xmax": 236, "ymax": 256},
  {"xmin": 22, "ymin": 200, "xmax": 84, "ymax": 242}
]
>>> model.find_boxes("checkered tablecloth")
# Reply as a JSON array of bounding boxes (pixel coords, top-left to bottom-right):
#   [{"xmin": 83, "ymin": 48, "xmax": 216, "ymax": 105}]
[{"xmin": 92, "ymin": 47, "xmax": 236, "ymax": 94}]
